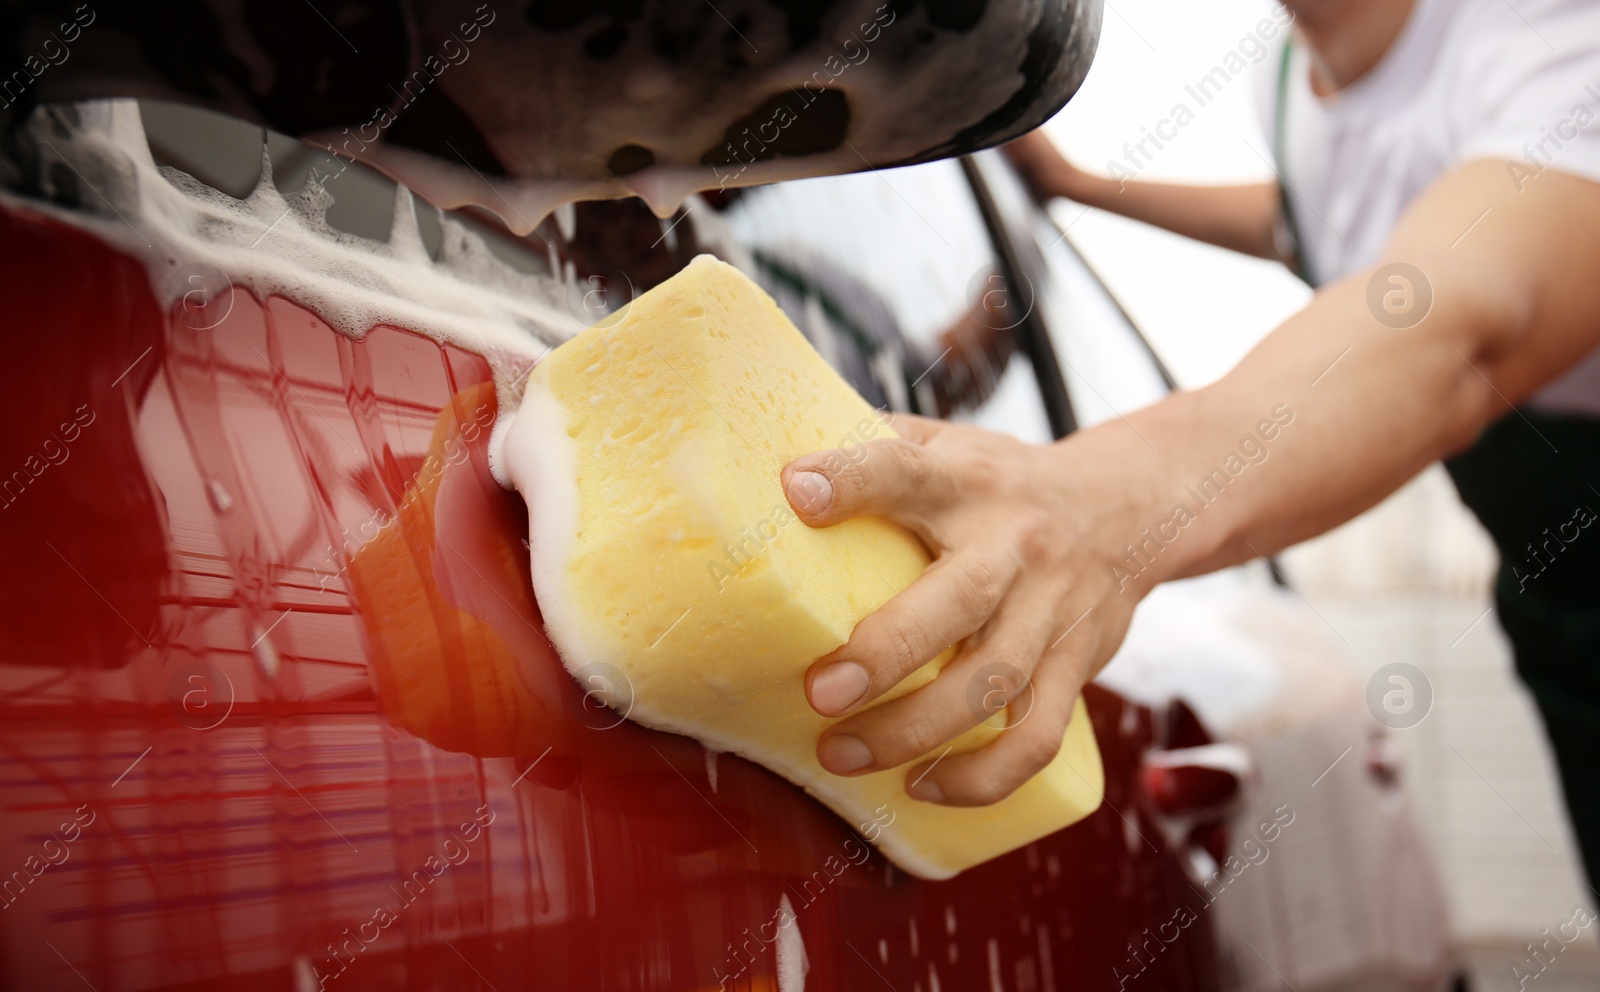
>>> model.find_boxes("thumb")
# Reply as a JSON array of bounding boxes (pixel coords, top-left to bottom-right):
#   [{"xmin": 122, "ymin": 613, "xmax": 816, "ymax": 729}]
[{"xmin": 884, "ymin": 412, "xmax": 945, "ymax": 445}]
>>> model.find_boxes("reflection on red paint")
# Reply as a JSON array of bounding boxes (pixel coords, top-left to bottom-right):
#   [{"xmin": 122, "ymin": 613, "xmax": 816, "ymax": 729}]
[{"xmin": 0, "ymin": 201, "xmax": 1221, "ymax": 991}]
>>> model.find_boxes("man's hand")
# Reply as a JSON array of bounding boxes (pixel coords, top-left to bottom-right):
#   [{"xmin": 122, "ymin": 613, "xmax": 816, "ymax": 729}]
[
  {"xmin": 1002, "ymin": 131, "xmax": 1089, "ymax": 203},
  {"xmin": 781, "ymin": 415, "xmax": 1144, "ymax": 806},
  {"xmin": 781, "ymin": 158, "xmax": 1600, "ymax": 809}
]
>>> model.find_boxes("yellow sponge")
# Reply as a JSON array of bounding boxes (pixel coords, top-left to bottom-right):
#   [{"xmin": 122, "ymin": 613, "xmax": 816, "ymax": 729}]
[{"xmin": 504, "ymin": 254, "xmax": 1102, "ymax": 878}]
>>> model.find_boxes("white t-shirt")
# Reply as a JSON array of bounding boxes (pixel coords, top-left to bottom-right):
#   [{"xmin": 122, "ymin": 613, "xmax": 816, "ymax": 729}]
[{"xmin": 1256, "ymin": 0, "xmax": 1600, "ymax": 415}]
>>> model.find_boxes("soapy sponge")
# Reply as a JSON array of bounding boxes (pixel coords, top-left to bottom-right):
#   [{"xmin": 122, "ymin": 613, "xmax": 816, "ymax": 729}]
[{"xmin": 505, "ymin": 254, "xmax": 1102, "ymax": 878}]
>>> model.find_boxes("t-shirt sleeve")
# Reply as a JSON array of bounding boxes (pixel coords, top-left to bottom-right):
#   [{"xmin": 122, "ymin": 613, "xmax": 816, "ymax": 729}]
[{"xmin": 1452, "ymin": 0, "xmax": 1600, "ymax": 185}]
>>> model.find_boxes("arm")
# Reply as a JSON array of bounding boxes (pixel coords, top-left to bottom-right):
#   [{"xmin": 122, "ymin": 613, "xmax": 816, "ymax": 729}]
[
  {"xmin": 1002, "ymin": 131, "xmax": 1283, "ymax": 259},
  {"xmin": 924, "ymin": 277, "xmax": 1019, "ymax": 416},
  {"xmin": 782, "ymin": 159, "xmax": 1600, "ymax": 805}
]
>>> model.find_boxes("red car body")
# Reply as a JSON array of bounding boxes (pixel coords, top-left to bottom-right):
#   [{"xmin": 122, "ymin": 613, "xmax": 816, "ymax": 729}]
[{"xmin": 0, "ymin": 202, "xmax": 1226, "ymax": 991}]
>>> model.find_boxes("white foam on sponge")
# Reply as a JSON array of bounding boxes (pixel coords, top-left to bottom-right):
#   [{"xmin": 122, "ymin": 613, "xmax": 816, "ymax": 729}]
[{"xmin": 500, "ymin": 382, "xmax": 584, "ymax": 656}]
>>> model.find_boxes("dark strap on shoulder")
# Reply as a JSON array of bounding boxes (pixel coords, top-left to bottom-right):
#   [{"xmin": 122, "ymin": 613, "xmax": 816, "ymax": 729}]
[{"xmin": 1273, "ymin": 40, "xmax": 1316, "ymax": 287}]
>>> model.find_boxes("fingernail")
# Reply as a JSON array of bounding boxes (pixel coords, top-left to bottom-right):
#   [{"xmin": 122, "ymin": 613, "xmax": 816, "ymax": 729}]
[
  {"xmin": 810, "ymin": 661, "xmax": 869, "ymax": 715},
  {"xmin": 818, "ymin": 734, "xmax": 874, "ymax": 775},
  {"xmin": 786, "ymin": 470, "xmax": 833, "ymax": 515},
  {"xmin": 907, "ymin": 778, "xmax": 945, "ymax": 803}
]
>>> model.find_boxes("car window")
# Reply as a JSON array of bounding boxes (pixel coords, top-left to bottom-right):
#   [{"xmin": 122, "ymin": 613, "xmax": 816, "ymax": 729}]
[
  {"xmin": 965, "ymin": 150, "xmax": 1173, "ymax": 432},
  {"xmin": 715, "ymin": 160, "xmax": 1055, "ymax": 444}
]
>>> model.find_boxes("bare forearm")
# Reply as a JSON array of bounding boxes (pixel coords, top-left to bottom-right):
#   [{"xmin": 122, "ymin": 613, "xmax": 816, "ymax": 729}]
[
  {"xmin": 1066, "ymin": 161, "xmax": 1600, "ymax": 593},
  {"xmin": 1004, "ymin": 133, "xmax": 1280, "ymax": 258},
  {"xmin": 1075, "ymin": 274, "xmax": 1502, "ymax": 591},
  {"xmin": 1062, "ymin": 171, "xmax": 1282, "ymax": 259}
]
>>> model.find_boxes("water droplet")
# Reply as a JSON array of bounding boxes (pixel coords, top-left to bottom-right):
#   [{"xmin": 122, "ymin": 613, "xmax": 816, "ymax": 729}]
[
  {"xmin": 554, "ymin": 202, "xmax": 576, "ymax": 242},
  {"xmin": 292, "ymin": 955, "xmax": 320, "ymax": 992},
  {"xmin": 252, "ymin": 630, "xmax": 282, "ymax": 679},
  {"xmin": 775, "ymin": 894, "xmax": 808, "ymax": 992},
  {"xmin": 206, "ymin": 479, "xmax": 234, "ymax": 514},
  {"xmin": 702, "ymin": 744, "xmax": 720, "ymax": 793}
]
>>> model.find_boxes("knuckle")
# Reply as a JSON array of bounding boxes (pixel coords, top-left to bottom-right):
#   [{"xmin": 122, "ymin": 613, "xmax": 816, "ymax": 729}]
[
  {"xmin": 873, "ymin": 614, "xmax": 925, "ymax": 677},
  {"xmin": 886, "ymin": 439, "xmax": 945, "ymax": 499},
  {"xmin": 895, "ymin": 714, "xmax": 949, "ymax": 762},
  {"xmin": 961, "ymin": 773, "xmax": 1017, "ymax": 807},
  {"xmin": 1019, "ymin": 717, "xmax": 1067, "ymax": 771},
  {"xmin": 826, "ymin": 452, "xmax": 869, "ymax": 500},
  {"xmin": 951, "ymin": 557, "xmax": 1006, "ymax": 619},
  {"xmin": 1014, "ymin": 512, "xmax": 1055, "ymax": 560},
  {"xmin": 993, "ymin": 656, "xmax": 1035, "ymax": 704}
]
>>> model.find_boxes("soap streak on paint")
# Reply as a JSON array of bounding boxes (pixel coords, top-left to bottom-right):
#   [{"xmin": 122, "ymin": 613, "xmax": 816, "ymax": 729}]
[
  {"xmin": 712, "ymin": 805, "xmax": 893, "ymax": 988},
  {"xmin": 775, "ymin": 893, "xmax": 810, "ymax": 992},
  {"xmin": 703, "ymin": 744, "xmax": 721, "ymax": 793},
  {"xmin": 1061, "ymin": 752, "xmax": 1158, "ymax": 855},
  {"xmin": 1111, "ymin": 803, "xmax": 1296, "ymax": 987}
]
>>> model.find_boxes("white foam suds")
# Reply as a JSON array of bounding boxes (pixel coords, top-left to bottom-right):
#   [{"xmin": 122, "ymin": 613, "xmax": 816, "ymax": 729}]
[
  {"xmin": 250, "ymin": 628, "xmax": 282, "ymax": 679},
  {"xmin": 502, "ymin": 383, "xmax": 585, "ymax": 658},
  {"xmin": 702, "ymin": 744, "xmax": 721, "ymax": 793},
  {"xmin": 986, "ymin": 938, "xmax": 1004, "ymax": 992},
  {"xmin": 623, "ymin": 167, "xmax": 720, "ymax": 221},
  {"xmin": 291, "ymin": 955, "xmax": 320, "ymax": 992},
  {"xmin": 311, "ymin": 134, "xmax": 609, "ymax": 238},
  {"xmin": 314, "ymin": 132, "xmax": 723, "ymax": 234},
  {"xmin": 8, "ymin": 100, "xmax": 593, "ymax": 441},
  {"xmin": 553, "ymin": 202, "xmax": 576, "ymax": 242},
  {"xmin": 775, "ymin": 894, "xmax": 808, "ymax": 992}
]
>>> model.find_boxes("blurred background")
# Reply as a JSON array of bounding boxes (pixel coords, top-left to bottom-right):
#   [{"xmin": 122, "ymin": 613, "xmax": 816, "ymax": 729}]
[{"xmin": 1041, "ymin": 0, "xmax": 1596, "ymax": 986}]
